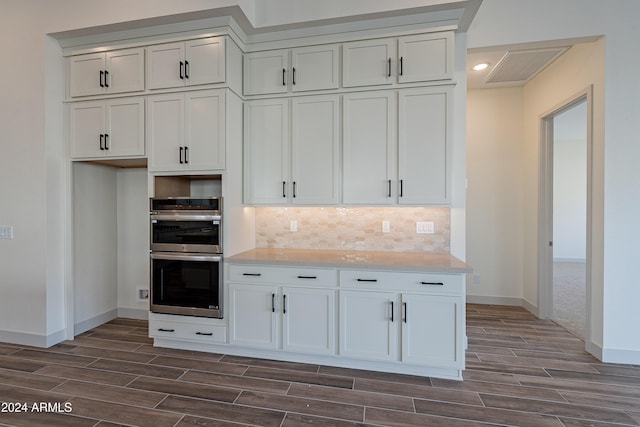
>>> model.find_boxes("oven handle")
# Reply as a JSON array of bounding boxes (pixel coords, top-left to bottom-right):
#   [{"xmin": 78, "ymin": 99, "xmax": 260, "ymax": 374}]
[
  {"xmin": 150, "ymin": 214, "xmax": 222, "ymax": 222},
  {"xmin": 150, "ymin": 252, "xmax": 222, "ymax": 262}
]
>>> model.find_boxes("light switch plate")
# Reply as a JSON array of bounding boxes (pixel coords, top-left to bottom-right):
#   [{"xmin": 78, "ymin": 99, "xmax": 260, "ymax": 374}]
[
  {"xmin": 290, "ymin": 220, "xmax": 298, "ymax": 232},
  {"xmin": 382, "ymin": 220, "xmax": 390, "ymax": 233},
  {"xmin": 0, "ymin": 226, "xmax": 13, "ymax": 239},
  {"xmin": 416, "ymin": 221, "xmax": 435, "ymax": 234}
]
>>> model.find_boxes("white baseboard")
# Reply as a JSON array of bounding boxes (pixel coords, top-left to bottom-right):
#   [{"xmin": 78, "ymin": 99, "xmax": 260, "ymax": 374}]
[
  {"xmin": 466, "ymin": 295, "xmax": 538, "ymax": 317},
  {"xmin": 0, "ymin": 328, "xmax": 67, "ymax": 348},
  {"xmin": 602, "ymin": 347, "xmax": 640, "ymax": 364},
  {"xmin": 553, "ymin": 258, "xmax": 586, "ymax": 263},
  {"xmin": 74, "ymin": 309, "xmax": 117, "ymax": 336},
  {"xmin": 117, "ymin": 307, "xmax": 149, "ymax": 320}
]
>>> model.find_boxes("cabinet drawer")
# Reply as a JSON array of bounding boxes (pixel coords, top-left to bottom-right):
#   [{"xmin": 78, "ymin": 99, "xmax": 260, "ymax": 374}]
[
  {"xmin": 339, "ymin": 270, "xmax": 464, "ymax": 294},
  {"xmin": 149, "ymin": 319, "xmax": 227, "ymax": 344},
  {"xmin": 229, "ymin": 265, "xmax": 338, "ymax": 287}
]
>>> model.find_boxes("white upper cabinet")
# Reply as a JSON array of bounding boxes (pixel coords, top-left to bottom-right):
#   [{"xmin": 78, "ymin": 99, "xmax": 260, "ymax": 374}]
[
  {"xmin": 342, "ymin": 91, "xmax": 395, "ymax": 205},
  {"xmin": 69, "ymin": 97, "xmax": 145, "ymax": 159},
  {"xmin": 343, "ymin": 31, "xmax": 453, "ymax": 88},
  {"xmin": 244, "ymin": 45, "xmax": 339, "ymax": 96},
  {"xmin": 69, "ymin": 48, "xmax": 144, "ymax": 97},
  {"xmin": 147, "ymin": 89, "xmax": 225, "ymax": 172},
  {"xmin": 398, "ymin": 32, "xmax": 453, "ymax": 83},
  {"xmin": 147, "ymin": 37, "xmax": 225, "ymax": 90},
  {"xmin": 342, "ymin": 39, "xmax": 395, "ymax": 88},
  {"xmin": 398, "ymin": 87, "xmax": 451, "ymax": 205},
  {"xmin": 244, "ymin": 95, "xmax": 340, "ymax": 205}
]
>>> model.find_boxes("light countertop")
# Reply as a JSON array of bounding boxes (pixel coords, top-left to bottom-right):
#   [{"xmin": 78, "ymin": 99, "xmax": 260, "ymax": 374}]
[{"xmin": 226, "ymin": 248, "xmax": 472, "ymax": 274}]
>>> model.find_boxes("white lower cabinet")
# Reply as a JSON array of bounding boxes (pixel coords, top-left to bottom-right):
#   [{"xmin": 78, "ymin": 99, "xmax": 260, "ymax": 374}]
[{"xmin": 228, "ymin": 265, "xmax": 337, "ymax": 356}]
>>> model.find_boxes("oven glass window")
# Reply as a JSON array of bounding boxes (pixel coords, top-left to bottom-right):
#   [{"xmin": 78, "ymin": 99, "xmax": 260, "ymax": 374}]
[
  {"xmin": 152, "ymin": 259, "xmax": 220, "ymax": 310},
  {"xmin": 152, "ymin": 220, "xmax": 220, "ymax": 246}
]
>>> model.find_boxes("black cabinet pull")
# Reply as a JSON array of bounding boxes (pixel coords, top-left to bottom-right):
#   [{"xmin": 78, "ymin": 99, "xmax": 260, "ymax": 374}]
[
  {"xmin": 99, "ymin": 70, "xmax": 104, "ymax": 88},
  {"xmin": 400, "ymin": 57, "xmax": 403, "ymax": 76},
  {"xmin": 158, "ymin": 328, "xmax": 175, "ymax": 333},
  {"xmin": 179, "ymin": 146, "xmax": 184, "ymax": 164},
  {"xmin": 387, "ymin": 58, "xmax": 391, "ymax": 77},
  {"xmin": 184, "ymin": 60, "xmax": 189, "ymax": 78},
  {"xmin": 282, "ymin": 68, "xmax": 286, "ymax": 86},
  {"xmin": 292, "ymin": 67, "xmax": 296, "ymax": 85},
  {"xmin": 104, "ymin": 70, "xmax": 109, "ymax": 87},
  {"xmin": 400, "ymin": 179, "xmax": 403, "ymax": 197},
  {"xmin": 184, "ymin": 146, "xmax": 189, "ymax": 164},
  {"xmin": 420, "ymin": 281, "xmax": 445, "ymax": 286},
  {"xmin": 357, "ymin": 278, "xmax": 377, "ymax": 282},
  {"xmin": 282, "ymin": 181, "xmax": 286, "ymax": 198},
  {"xmin": 99, "ymin": 134, "xmax": 104, "ymax": 150},
  {"xmin": 195, "ymin": 331, "xmax": 213, "ymax": 336},
  {"xmin": 297, "ymin": 275, "xmax": 317, "ymax": 279},
  {"xmin": 243, "ymin": 273, "xmax": 262, "ymax": 277},
  {"xmin": 271, "ymin": 293, "xmax": 276, "ymax": 313},
  {"xmin": 104, "ymin": 134, "xmax": 109, "ymax": 150},
  {"xmin": 283, "ymin": 294, "xmax": 287, "ymax": 314},
  {"xmin": 390, "ymin": 301, "xmax": 394, "ymax": 322},
  {"xmin": 292, "ymin": 181, "xmax": 296, "ymax": 198},
  {"xmin": 388, "ymin": 180, "xmax": 392, "ymax": 197},
  {"xmin": 403, "ymin": 302, "xmax": 407, "ymax": 323},
  {"xmin": 180, "ymin": 61, "xmax": 184, "ymax": 79}
]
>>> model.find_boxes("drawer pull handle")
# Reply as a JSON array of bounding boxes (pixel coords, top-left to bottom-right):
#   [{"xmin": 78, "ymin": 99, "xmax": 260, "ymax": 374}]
[
  {"xmin": 297, "ymin": 275, "xmax": 317, "ymax": 279},
  {"xmin": 195, "ymin": 332, "xmax": 213, "ymax": 336},
  {"xmin": 243, "ymin": 273, "xmax": 262, "ymax": 277},
  {"xmin": 357, "ymin": 278, "xmax": 377, "ymax": 282},
  {"xmin": 420, "ymin": 282, "xmax": 444, "ymax": 286},
  {"xmin": 158, "ymin": 328, "xmax": 175, "ymax": 333}
]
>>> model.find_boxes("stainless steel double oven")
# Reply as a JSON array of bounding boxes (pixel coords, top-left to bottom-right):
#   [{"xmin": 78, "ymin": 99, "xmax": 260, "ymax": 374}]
[{"xmin": 149, "ymin": 197, "xmax": 223, "ymax": 318}]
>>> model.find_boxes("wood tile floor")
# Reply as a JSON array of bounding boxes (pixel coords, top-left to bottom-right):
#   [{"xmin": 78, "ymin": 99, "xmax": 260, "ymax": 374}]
[{"xmin": 1, "ymin": 304, "xmax": 639, "ymax": 426}]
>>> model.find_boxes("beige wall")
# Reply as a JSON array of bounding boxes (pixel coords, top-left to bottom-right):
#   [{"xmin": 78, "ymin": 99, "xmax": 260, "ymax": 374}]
[{"xmin": 466, "ymin": 86, "xmax": 524, "ymax": 303}]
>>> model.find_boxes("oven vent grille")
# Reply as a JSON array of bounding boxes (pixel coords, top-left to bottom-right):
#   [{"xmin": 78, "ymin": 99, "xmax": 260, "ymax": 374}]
[{"xmin": 485, "ymin": 47, "xmax": 568, "ymax": 85}]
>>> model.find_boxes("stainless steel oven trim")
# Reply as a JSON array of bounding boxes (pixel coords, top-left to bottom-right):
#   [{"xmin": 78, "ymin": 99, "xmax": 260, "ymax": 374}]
[
  {"xmin": 150, "ymin": 252, "xmax": 224, "ymax": 319},
  {"xmin": 150, "ymin": 215, "xmax": 222, "ymax": 254},
  {"xmin": 150, "ymin": 213, "xmax": 222, "ymax": 221}
]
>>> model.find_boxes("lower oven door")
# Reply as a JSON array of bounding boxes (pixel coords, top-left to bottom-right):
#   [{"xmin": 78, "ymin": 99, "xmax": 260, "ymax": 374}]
[{"xmin": 150, "ymin": 252, "xmax": 223, "ymax": 318}]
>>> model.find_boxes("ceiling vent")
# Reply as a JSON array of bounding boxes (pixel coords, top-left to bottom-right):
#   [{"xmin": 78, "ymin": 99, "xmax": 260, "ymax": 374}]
[{"xmin": 485, "ymin": 47, "xmax": 568, "ymax": 85}]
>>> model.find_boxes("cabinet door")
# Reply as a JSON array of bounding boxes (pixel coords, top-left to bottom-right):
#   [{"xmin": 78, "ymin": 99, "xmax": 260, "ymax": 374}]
[
  {"xmin": 147, "ymin": 93, "xmax": 184, "ymax": 171},
  {"xmin": 291, "ymin": 96, "xmax": 340, "ymax": 204},
  {"xmin": 343, "ymin": 91, "xmax": 395, "ymax": 204},
  {"xmin": 185, "ymin": 37, "xmax": 226, "ymax": 86},
  {"xmin": 105, "ymin": 97, "xmax": 144, "ymax": 158},
  {"xmin": 401, "ymin": 294, "xmax": 463, "ymax": 368},
  {"xmin": 339, "ymin": 291, "xmax": 398, "ymax": 361},
  {"xmin": 282, "ymin": 287, "xmax": 336, "ymax": 355},
  {"xmin": 343, "ymin": 39, "xmax": 394, "ymax": 88},
  {"xmin": 147, "ymin": 42, "xmax": 186, "ymax": 89},
  {"xmin": 69, "ymin": 53, "xmax": 104, "ymax": 97},
  {"xmin": 69, "ymin": 101, "xmax": 105, "ymax": 158},
  {"xmin": 398, "ymin": 32, "xmax": 453, "ymax": 83},
  {"xmin": 105, "ymin": 48, "xmax": 145, "ymax": 94},
  {"xmin": 398, "ymin": 87, "xmax": 450, "ymax": 204},
  {"xmin": 244, "ymin": 50, "xmax": 289, "ymax": 96},
  {"xmin": 229, "ymin": 283, "xmax": 278, "ymax": 349},
  {"xmin": 244, "ymin": 99, "xmax": 290, "ymax": 204},
  {"xmin": 184, "ymin": 90, "xmax": 225, "ymax": 170},
  {"xmin": 291, "ymin": 45, "xmax": 339, "ymax": 92}
]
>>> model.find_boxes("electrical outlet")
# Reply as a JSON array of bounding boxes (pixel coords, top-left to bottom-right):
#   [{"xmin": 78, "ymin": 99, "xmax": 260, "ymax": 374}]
[
  {"xmin": 382, "ymin": 220, "xmax": 390, "ymax": 233},
  {"xmin": 0, "ymin": 226, "xmax": 13, "ymax": 239},
  {"xmin": 137, "ymin": 289, "xmax": 149, "ymax": 301},
  {"xmin": 416, "ymin": 221, "xmax": 435, "ymax": 234},
  {"xmin": 290, "ymin": 220, "xmax": 298, "ymax": 232}
]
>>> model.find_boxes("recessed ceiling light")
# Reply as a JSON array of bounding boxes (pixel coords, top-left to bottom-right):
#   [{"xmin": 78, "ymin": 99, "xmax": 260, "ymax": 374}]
[{"xmin": 472, "ymin": 63, "xmax": 489, "ymax": 71}]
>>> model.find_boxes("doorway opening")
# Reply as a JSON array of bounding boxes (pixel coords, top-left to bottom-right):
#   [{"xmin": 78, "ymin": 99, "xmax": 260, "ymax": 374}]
[{"xmin": 538, "ymin": 88, "xmax": 592, "ymax": 344}]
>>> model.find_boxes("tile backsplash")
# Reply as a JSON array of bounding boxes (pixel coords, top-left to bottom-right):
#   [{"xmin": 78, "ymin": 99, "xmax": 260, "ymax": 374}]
[{"xmin": 255, "ymin": 207, "xmax": 450, "ymax": 253}]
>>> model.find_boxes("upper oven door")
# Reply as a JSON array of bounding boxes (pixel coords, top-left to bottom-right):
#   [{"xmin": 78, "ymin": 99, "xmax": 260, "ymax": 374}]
[{"xmin": 151, "ymin": 213, "xmax": 222, "ymax": 253}]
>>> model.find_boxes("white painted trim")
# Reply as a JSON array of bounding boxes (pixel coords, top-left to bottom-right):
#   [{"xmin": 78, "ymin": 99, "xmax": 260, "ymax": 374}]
[
  {"xmin": 466, "ymin": 295, "xmax": 525, "ymax": 307},
  {"xmin": 74, "ymin": 309, "xmax": 117, "ymax": 336},
  {"xmin": 586, "ymin": 340, "xmax": 603, "ymax": 361},
  {"xmin": 553, "ymin": 258, "xmax": 586, "ymax": 263},
  {"xmin": 117, "ymin": 308, "xmax": 149, "ymax": 320},
  {"xmin": 602, "ymin": 347, "xmax": 640, "ymax": 365},
  {"xmin": 0, "ymin": 328, "xmax": 67, "ymax": 348}
]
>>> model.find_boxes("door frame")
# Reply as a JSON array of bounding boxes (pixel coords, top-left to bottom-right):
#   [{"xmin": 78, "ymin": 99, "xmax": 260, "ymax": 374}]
[{"xmin": 538, "ymin": 86, "xmax": 593, "ymax": 347}]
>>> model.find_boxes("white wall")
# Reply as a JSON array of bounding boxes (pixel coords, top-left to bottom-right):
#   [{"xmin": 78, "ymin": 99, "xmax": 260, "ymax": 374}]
[
  {"xmin": 469, "ymin": 0, "xmax": 640, "ymax": 362},
  {"xmin": 553, "ymin": 102, "xmax": 587, "ymax": 261},
  {"xmin": 466, "ymin": 86, "xmax": 524, "ymax": 304}
]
